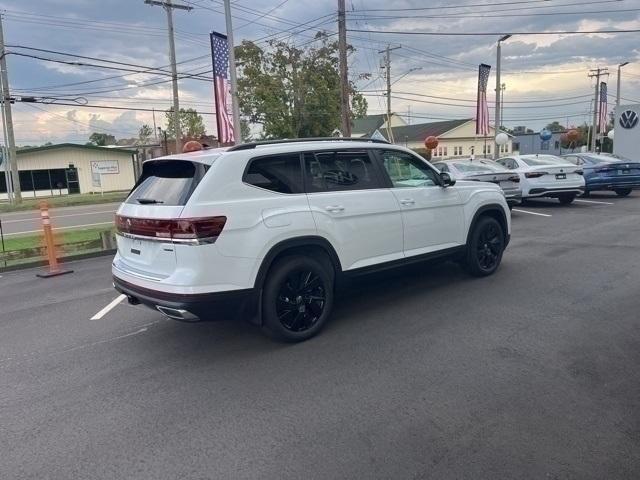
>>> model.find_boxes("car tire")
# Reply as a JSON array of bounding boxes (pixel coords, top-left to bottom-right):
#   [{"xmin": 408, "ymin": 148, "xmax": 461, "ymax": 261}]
[
  {"xmin": 464, "ymin": 216, "xmax": 505, "ymax": 277},
  {"xmin": 614, "ymin": 188, "xmax": 632, "ymax": 197},
  {"xmin": 558, "ymin": 193, "xmax": 576, "ymax": 204},
  {"xmin": 261, "ymin": 255, "xmax": 334, "ymax": 342},
  {"xmin": 581, "ymin": 190, "xmax": 590, "ymax": 197}
]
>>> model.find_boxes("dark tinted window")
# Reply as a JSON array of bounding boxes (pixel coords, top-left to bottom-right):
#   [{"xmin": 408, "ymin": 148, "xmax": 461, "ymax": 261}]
[
  {"xmin": 244, "ymin": 154, "xmax": 303, "ymax": 194},
  {"xmin": 304, "ymin": 150, "xmax": 382, "ymax": 192},
  {"xmin": 127, "ymin": 160, "xmax": 208, "ymax": 206}
]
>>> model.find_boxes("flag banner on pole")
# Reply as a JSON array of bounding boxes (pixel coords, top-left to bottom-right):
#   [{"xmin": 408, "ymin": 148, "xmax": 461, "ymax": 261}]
[
  {"xmin": 599, "ymin": 81, "xmax": 608, "ymax": 135},
  {"xmin": 476, "ymin": 64, "xmax": 491, "ymax": 136},
  {"xmin": 210, "ymin": 31, "xmax": 235, "ymax": 145}
]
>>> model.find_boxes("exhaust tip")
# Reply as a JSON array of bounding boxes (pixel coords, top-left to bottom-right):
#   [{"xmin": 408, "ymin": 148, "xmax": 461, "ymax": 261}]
[{"xmin": 156, "ymin": 305, "xmax": 199, "ymax": 322}]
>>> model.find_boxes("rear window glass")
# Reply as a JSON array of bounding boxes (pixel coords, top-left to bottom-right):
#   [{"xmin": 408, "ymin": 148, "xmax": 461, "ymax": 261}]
[
  {"xmin": 127, "ymin": 160, "xmax": 208, "ymax": 206},
  {"xmin": 521, "ymin": 155, "xmax": 565, "ymax": 166},
  {"xmin": 244, "ymin": 154, "xmax": 303, "ymax": 194},
  {"xmin": 453, "ymin": 162, "xmax": 495, "ymax": 173}
]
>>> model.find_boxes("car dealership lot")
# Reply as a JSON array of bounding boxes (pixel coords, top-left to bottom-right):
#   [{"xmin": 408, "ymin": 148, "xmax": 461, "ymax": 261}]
[{"xmin": 1, "ymin": 193, "xmax": 639, "ymax": 479}]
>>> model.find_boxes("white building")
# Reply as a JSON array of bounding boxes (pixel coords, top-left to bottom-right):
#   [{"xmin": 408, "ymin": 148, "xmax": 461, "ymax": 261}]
[
  {"xmin": 384, "ymin": 118, "xmax": 513, "ymax": 159},
  {"xmin": 1, "ymin": 143, "xmax": 138, "ymax": 200}
]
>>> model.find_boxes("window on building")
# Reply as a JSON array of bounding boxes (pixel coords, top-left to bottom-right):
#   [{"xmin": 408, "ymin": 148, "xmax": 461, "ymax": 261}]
[
  {"xmin": 541, "ymin": 140, "xmax": 550, "ymax": 150},
  {"xmin": 442, "ymin": 146, "xmax": 448, "ymax": 157},
  {"xmin": 554, "ymin": 141, "xmax": 560, "ymax": 149},
  {"xmin": 512, "ymin": 142, "xmax": 520, "ymax": 152}
]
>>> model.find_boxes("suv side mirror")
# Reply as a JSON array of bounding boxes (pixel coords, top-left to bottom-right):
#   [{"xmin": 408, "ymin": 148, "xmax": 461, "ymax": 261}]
[{"xmin": 440, "ymin": 172, "xmax": 456, "ymax": 187}]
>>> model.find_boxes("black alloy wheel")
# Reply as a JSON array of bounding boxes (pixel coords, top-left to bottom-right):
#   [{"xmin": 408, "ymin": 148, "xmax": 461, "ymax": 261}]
[
  {"xmin": 465, "ymin": 216, "xmax": 505, "ymax": 277},
  {"xmin": 476, "ymin": 223, "xmax": 503, "ymax": 271},
  {"xmin": 262, "ymin": 255, "xmax": 334, "ymax": 342},
  {"xmin": 276, "ymin": 269, "xmax": 326, "ymax": 333}
]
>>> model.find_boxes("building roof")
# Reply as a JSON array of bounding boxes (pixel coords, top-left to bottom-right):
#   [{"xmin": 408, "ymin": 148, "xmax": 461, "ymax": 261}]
[
  {"xmin": 352, "ymin": 114, "xmax": 387, "ymax": 135},
  {"xmin": 386, "ymin": 119, "xmax": 473, "ymax": 142},
  {"xmin": 16, "ymin": 143, "xmax": 136, "ymax": 155}
]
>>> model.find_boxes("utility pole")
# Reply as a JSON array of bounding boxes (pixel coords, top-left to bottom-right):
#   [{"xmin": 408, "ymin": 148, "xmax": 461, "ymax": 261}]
[
  {"xmin": 223, "ymin": 0, "xmax": 242, "ymax": 144},
  {"xmin": 145, "ymin": 0, "xmax": 192, "ymax": 154},
  {"xmin": 500, "ymin": 83, "xmax": 506, "ymax": 131},
  {"xmin": 0, "ymin": 14, "xmax": 21, "ymax": 203},
  {"xmin": 616, "ymin": 61, "xmax": 629, "ymax": 107},
  {"xmin": 337, "ymin": 0, "xmax": 351, "ymax": 137},
  {"xmin": 494, "ymin": 34, "xmax": 511, "ymax": 160},
  {"xmin": 588, "ymin": 67, "xmax": 608, "ymax": 151},
  {"xmin": 379, "ymin": 45, "xmax": 401, "ymax": 142}
]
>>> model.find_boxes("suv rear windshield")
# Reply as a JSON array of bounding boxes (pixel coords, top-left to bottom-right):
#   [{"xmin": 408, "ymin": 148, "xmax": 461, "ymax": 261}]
[{"xmin": 127, "ymin": 160, "xmax": 209, "ymax": 206}]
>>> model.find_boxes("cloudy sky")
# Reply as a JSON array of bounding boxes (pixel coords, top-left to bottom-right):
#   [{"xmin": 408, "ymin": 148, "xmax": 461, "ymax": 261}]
[{"xmin": 1, "ymin": 0, "xmax": 639, "ymax": 144}]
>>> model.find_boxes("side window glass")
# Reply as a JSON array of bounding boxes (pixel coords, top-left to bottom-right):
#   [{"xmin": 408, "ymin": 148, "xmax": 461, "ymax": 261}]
[
  {"xmin": 304, "ymin": 150, "xmax": 382, "ymax": 192},
  {"xmin": 244, "ymin": 153, "xmax": 303, "ymax": 194},
  {"xmin": 380, "ymin": 150, "xmax": 440, "ymax": 188},
  {"xmin": 564, "ymin": 156, "xmax": 578, "ymax": 165}
]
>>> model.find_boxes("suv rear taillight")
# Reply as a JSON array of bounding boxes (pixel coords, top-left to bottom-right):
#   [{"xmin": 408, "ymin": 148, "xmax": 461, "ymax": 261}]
[
  {"xmin": 525, "ymin": 171, "xmax": 548, "ymax": 178},
  {"xmin": 115, "ymin": 215, "xmax": 226, "ymax": 245}
]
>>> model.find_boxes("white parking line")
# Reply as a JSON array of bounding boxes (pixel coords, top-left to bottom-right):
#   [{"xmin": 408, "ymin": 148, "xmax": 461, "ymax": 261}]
[
  {"xmin": 575, "ymin": 199, "xmax": 615, "ymax": 205},
  {"xmin": 512, "ymin": 209, "xmax": 552, "ymax": 217},
  {"xmin": 90, "ymin": 294, "xmax": 126, "ymax": 320}
]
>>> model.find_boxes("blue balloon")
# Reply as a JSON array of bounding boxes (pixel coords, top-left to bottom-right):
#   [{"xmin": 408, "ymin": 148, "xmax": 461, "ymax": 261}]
[{"xmin": 539, "ymin": 129, "xmax": 553, "ymax": 141}]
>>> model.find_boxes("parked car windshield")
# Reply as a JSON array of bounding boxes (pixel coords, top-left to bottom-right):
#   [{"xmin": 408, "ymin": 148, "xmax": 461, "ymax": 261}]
[{"xmin": 521, "ymin": 155, "xmax": 567, "ymax": 166}]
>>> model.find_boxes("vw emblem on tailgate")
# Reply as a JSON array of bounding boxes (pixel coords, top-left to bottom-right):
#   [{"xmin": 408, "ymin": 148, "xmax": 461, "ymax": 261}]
[{"xmin": 619, "ymin": 110, "xmax": 639, "ymax": 129}]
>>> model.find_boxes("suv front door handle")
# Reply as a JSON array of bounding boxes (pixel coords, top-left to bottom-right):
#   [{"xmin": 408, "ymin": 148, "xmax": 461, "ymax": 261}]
[
  {"xmin": 400, "ymin": 199, "xmax": 415, "ymax": 206},
  {"xmin": 325, "ymin": 205, "xmax": 345, "ymax": 213}
]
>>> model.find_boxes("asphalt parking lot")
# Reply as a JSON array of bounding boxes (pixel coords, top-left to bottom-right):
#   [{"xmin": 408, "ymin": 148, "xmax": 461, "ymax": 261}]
[{"xmin": 2, "ymin": 192, "xmax": 639, "ymax": 480}]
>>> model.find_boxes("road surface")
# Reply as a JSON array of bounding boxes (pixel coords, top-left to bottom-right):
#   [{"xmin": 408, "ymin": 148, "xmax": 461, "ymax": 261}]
[
  {"xmin": 0, "ymin": 202, "xmax": 120, "ymax": 236},
  {"xmin": 1, "ymin": 192, "xmax": 639, "ymax": 479}
]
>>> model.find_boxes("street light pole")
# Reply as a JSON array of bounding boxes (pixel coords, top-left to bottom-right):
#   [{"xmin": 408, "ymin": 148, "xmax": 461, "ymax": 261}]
[
  {"xmin": 494, "ymin": 34, "xmax": 511, "ymax": 160},
  {"xmin": 616, "ymin": 61, "xmax": 629, "ymax": 107}
]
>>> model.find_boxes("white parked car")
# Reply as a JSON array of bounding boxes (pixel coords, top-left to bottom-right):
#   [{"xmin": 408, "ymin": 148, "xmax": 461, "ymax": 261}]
[
  {"xmin": 431, "ymin": 158, "xmax": 522, "ymax": 207},
  {"xmin": 113, "ymin": 138, "xmax": 511, "ymax": 342},
  {"xmin": 496, "ymin": 154, "xmax": 585, "ymax": 204}
]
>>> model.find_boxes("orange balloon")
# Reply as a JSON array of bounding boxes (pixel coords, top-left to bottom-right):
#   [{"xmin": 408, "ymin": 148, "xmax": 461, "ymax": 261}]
[
  {"xmin": 566, "ymin": 129, "xmax": 579, "ymax": 142},
  {"xmin": 183, "ymin": 140, "xmax": 203, "ymax": 153},
  {"xmin": 424, "ymin": 136, "xmax": 439, "ymax": 150}
]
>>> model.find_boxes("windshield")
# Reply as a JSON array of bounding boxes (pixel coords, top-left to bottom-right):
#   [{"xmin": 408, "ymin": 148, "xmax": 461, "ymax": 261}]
[{"xmin": 521, "ymin": 155, "xmax": 567, "ymax": 166}]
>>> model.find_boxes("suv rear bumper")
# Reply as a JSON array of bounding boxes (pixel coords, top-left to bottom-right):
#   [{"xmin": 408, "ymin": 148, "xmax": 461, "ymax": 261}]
[
  {"xmin": 525, "ymin": 186, "xmax": 585, "ymax": 197},
  {"xmin": 113, "ymin": 276, "xmax": 258, "ymax": 322}
]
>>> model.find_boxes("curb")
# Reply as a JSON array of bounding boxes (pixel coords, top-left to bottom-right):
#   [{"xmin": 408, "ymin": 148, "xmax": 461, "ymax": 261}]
[{"xmin": 0, "ymin": 249, "xmax": 116, "ymax": 274}]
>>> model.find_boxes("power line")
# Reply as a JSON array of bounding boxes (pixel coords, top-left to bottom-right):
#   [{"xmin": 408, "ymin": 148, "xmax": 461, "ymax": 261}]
[
  {"xmin": 352, "ymin": 0, "xmax": 555, "ymax": 12},
  {"xmin": 348, "ymin": 7, "xmax": 639, "ymax": 20},
  {"xmin": 349, "ymin": 28, "xmax": 640, "ymax": 36}
]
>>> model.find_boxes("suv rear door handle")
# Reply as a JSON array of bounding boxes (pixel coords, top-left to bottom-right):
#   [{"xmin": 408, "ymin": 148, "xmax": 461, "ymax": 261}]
[
  {"xmin": 400, "ymin": 199, "xmax": 415, "ymax": 206},
  {"xmin": 325, "ymin": 205, "xmax": 345, "ymax": 213}
]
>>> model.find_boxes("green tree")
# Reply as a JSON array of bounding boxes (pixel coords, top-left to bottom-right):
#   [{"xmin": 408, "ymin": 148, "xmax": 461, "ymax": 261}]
[
  {"xmin": 165, "ymin": 108, "xmax": 206, "ymax": 139},
  {"xmin": 544, "ymin": 121, "xmax": 565, "ymax": 133},
  {"xmin": 138, "ymin": 124, "xmax": 154, "ymax": 144},
  {"xmin": 235, "ymin": 32, "xmax": 368, "ymax": 139},
  {"xmin": 89, "ymin": 132, "xmax": 116, "ymax": 146}
]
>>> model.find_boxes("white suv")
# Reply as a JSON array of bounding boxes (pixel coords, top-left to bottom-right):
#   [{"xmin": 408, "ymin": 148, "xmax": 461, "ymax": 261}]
[{"xmin": 113, "ymin": 139, "xmax": 510, "ymax": 342}]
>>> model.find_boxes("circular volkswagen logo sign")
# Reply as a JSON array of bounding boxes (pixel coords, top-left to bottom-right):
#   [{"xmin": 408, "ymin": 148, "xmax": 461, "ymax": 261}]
[{"xmin": 619, "ymin": 110, "xmax": 639, "ymax": 129}]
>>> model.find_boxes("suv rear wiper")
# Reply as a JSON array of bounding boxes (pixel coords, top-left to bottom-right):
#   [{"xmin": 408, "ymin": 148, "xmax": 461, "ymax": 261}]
[{"xmin": 137, "ymin": 198, "xmax": 164, "ymax": 204}]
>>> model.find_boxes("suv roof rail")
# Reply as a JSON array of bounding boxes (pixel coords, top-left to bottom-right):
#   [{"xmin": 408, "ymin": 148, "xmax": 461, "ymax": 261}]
[{"xmin": 226, "ymin": 137, "xmax": 390, "ymax": 151}]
